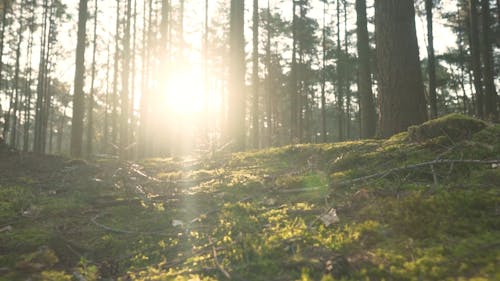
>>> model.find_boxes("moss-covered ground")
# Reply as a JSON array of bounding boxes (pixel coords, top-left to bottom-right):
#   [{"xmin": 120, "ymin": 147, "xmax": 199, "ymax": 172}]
[{"xmin": 0, "ymin": 114, "xmax": 499, "ymax": 281}]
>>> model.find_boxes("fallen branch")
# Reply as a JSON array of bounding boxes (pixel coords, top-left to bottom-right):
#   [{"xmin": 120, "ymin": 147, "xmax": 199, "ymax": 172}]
[
  {"xmin": 209, "ymin": 237, "xmax": 231, "ymax": 279},
  {"xmin": 331, "ymin": 159, "xmax": 500, "ymax": 188}
]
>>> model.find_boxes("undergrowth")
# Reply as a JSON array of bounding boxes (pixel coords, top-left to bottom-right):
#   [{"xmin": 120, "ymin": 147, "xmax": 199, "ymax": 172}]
[{"xmin": 0, "ymin": 114, "xmax": 499, "ymax": 281}]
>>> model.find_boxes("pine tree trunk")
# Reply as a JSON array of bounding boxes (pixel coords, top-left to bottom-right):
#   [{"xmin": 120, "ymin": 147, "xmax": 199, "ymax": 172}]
[
  {"xmin": 265, "ymin": 0, "xmax": 272, "ymax": 147},
  {"xmin": 468, "ymin": 0, "xmax": 484, "ymax": 118},
  {"xmin": 23, "ymin": 24, "xmax": 34, "ymax": 152},
  {"xmin": 356, "ymin": 0, "xmax": 376, "ymax": 139},
  {"xmin": 86, "ymin": 0, "xmax": 98, "ymax": 157},
  {"xmin": 120, "ymin": 0, "xmax": 132, "ymax": 159},
  {"xmin": 251, "ymin": 0, "xmax": 259, "ymax": 148},
  {"xmin": 321, "ymin": 0, "xmax": 327, "ymax": 143},
  {"xmin": 290, "ymin": 0, "xmax": 298, "ymax": 142},
  {"xmin": 111, "ymin": 0, "xmax": 120, "ymax": 151},
  {"xmin": 375, "ymin": 0, "xmax": 427, "ymax": 137},
  {"xmin": 70, "ymin": 0, "xmax": 88, "ymax": 158},
  {"xmin": 229, "ymin": 0, "xmax": 246, "ymax": 150},
  {"xmin": 10, "ymin": 1, "xmax": 24, "ymax": 147},
  {"xmin": 426, "ymin": 0, "xmax": 437, "ymax": 119},
  {"xmin": 336, "ymin": 0, "xmax": 344, "ymax": 141},
  {"xmin": 481, "ymin": 0, "xmax": 498, "ymax": 121}
]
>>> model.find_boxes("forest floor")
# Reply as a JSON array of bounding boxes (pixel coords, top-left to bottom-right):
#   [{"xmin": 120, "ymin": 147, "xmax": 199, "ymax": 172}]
[{"xmin": 0, "ymin": 114, "xmax": 499, "ymax": 281}]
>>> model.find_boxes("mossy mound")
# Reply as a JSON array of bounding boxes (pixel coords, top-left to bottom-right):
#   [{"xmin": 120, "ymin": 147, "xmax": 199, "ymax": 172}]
[{"xmin": 408, "ymin": 114, "xmax": 487, "ymax": 142}]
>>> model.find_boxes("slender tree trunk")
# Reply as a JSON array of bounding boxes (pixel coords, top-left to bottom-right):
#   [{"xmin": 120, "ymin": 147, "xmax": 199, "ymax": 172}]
[
  {"xmin": 356, "ymin": 0, "xmax": 376, "ymax": 138},
  {"xmin": 228, "ymin": 0, "xmax": 246, "ymax": 150},
  {"xmin": 102, "ymin": 46, "xmax": 110, "ymax": 153},
  {"xmin": 120, "ymin": 0, "xmax": 132, "ymax": 159},
  {"xmin": 468, "ymin": 0, "xmax": 484, "ymax": 118},
  {"xmin": 111, "ymin": 0, "xmax": 120, "ymax": 150},
  {"xmin": 343, "ymin": 0, "xmax": 351, "ymax": 139},
  {"xmin": 290, "ymin": 0, "xmax": 298, "ymax": 142},
  {"xmin": 70, "ymin": 0, "xmax": 88, "ymax": 158},
  {"xmin": 265, "ymin": 0, "xmax": 272, "ymax": 147},
  {"xmin": 33, "ymin": 0, "xmax": 49, "ymax": 153},
  {"xmin": 203, "ymin": 0, "xmax": 209, "ymax": 144},
  {"xmin": 425, "ymin": 0, "xmax": 437, "ymax": 119},
  {"xmin": 10, "ymin": 1, "xmax": 24, "ymax": 147},
  {"xmin": 129, "ymin": 0, "xmax": 137, "ymax": 158},
  {"xmin": 251, "ymin": 0, "xmax": 259, "ymax": 148},
  {"xmin": 336, "ymin": 0, "xmax": 344, "ymax": 141},
  {"xmin": 138, "ymin": 0, "xmax": 152, "ymax": 157},
  {"xmin": 481, "ymin": 0, "xmax": 498, "ymax": 121},
  {"xmin": 375, "ymin": 0, "xmax": 427, "ymax": 137},
  {"xmin": 86, "ymin": 0, "xmax": 98, "ymax": 157},
  {"xmin": 23, "ymin": 24, "xmax": 34, "ymax": 152},
  {"xmin": 0, "ymin": 0, "xmax": 7, "ymax": 136},
  {"xmin": 57, "ymin": 106, "xmax": 66, "ymax": 154},
  {"xmin": 321, "ymin": 0, "xmax": 327, "ymax": 143}
]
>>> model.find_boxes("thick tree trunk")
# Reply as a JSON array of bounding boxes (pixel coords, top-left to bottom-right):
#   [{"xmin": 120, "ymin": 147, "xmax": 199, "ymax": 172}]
[
  {"xmin": 228, "ymin": 0, "xmax": 246, "ymax": 150},
  {"xmin": 375, "ymin": 0, "xmax": 427, "ymax": 137},
  {"xmin": 468, "ymin": 0, "xmax": 484, "ymax": 118},
  {"xmin": 356, "ymin": 0, "xmax": 376, "ymax": 139},
  {"xmin": 481, "ymin": 0, "xmax": 498, "ymax": 121},
  {"xmin": 426, "ymin": 0, "xmax": 437, "ymax": 118},
  {"xmin": 70, "ymin": 0, "xmax": 88, "ymax": 158}
]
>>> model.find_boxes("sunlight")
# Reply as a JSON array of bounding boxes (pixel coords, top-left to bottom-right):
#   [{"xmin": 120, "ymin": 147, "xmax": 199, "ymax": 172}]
[{"xmin": 164, "ymin": 68, "xmax": 204, "ymax": 116}]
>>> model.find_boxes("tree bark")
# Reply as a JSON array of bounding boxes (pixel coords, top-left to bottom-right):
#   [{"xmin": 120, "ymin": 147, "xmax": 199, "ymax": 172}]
[
  {"xmin": 468, "ymin": 0, "xmax": 484, "ymax": 118},
  {"xmin": 426, "ymin": 0, "xmax": 437, "ymax": 119},
  {"xmin": 375, "ymin": 0, "xmax": 427, "ymax": 137},
  {"xmin": 70, "ymin": 0, "xmax": 88, "ymax": 158},
  {"xmin": 356, "ymin": 0, "xmax": 376, "ymax": 139},
  {"xmin": 251, "ymin": 0, "xmax": 259, "ymax": 148},
  {"xmin": 481, "ymin": 0, "xmax": 498, "ymax": 121},
  {"xmin": 120, "ymin": 0, "xmax": 132, "ymax": 159},
  {"xmin": 228, "ymin": 0, "xmax": 246, "ymax": 150},
  {"xmin": 86, "ymin": 0, "xmax": 98, "ymax": 157}
]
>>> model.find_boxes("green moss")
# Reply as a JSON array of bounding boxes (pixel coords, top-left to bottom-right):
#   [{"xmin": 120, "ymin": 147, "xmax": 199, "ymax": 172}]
[{"xmin": 408, "ymin": 114, "xmax": 487, "ymax": 143}]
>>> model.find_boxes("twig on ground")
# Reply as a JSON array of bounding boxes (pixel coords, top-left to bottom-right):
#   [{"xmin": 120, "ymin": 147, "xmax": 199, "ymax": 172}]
[
  {"xmin": 209, "ymin": 237, "xmax": 231, "ymax": 279},
  {"xmin": 330, "ymin": 159, "xmax": 500, "ymax": 189}
]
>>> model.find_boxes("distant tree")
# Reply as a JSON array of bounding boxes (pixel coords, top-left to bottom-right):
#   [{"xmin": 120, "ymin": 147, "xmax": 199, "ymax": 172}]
[
  {"xmin": 251, "ymin": 0, "xmax": 259, "ymax": 149},
  {"xmin": 425, "ymin": 0, "xmax": 438, "ymax": 118},
  {"xmin": 86, "ymin": 0, "xmax": 98, "ymax": 157},
  {"xmin": 69, "ymin": 0, "xmax": 88, "ymax": 157},
  {"xmin": 468, "ymin": 0, "xmax": 483, "ymax": 118},
  {"xmin": 481, "ymin": 0, "xmax": 498, "ymax": 121},
  {"xmin": 120, "ymin": 0, "xmax": 132, "ymax": 159},
  {"xmin": 375, "ymin": 0, "xmax": 427, "ymax": 137},
  {"xmin": 228, "ymin": 0, "xmax": 245, "ymax": 150}
]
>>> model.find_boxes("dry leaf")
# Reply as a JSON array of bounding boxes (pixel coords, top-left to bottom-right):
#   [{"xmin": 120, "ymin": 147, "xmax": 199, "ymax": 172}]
[
  {"xmin": 319, "ymin": 208, "xmax": 339, "ymax": 227},
  {"xmin": 172, "ymin": 220, "xmax": 184, "ymax": 227}
]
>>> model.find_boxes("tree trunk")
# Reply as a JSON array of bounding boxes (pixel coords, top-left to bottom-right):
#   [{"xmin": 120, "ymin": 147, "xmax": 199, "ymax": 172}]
[
  {"xmin": 336, "ymin": 0, "xmax": 344, "ymax": 141},
  {"xmin": 481, "ymin": 0, "xmax": 498, "ymax": 121},
  {"xmin": 10, "ymin": 1, "xmax": 24, "ymax": 147},
  {"xmin": 86, "ymin": 0, "xmax": 98, "ymax": 157},
  {"xmin": 23, "ymin": 23, "xmax": 34, "ymax": 152},
  {"xmin": 321, "ymin": 0, "xmax": 327, "ymax": 142},
  {"xmin": 468, "ymin": 0, "xmax": 484, "ymax": 118},
  {"xmin": 120, "ymin": 0, "xmax": 132, "ymax": 159},
  {"xmin": 70, "ymin": 0, "xmax": 88, "ymax": 158},
  {"xmin": 228, "ymin": 0, "xmax": 246, "ymax": 150},
  {"xmin": 251, "ymin": 0, "xmax": 259, "ymax": 148},
  {"xmin": 375, "ymin": 0, "xmax": 427, "ymax": 137},
  {"xmin": 265, "ymin": 0, "xmax": 272, "ymax": 147},
  {"xmin": 425, "ymin": 0, "xmax": 437, "ymax": 119},
  {"xmin": 111, "ymin": 0, "xmax": 120, "ymax": 151},
  {"xmin": 356, "ymin": 0, "xmax": 376, "ymax": 139},
  {"xmin": 290, "ymin": 0, "xmax": 298, "ymax": 142}
]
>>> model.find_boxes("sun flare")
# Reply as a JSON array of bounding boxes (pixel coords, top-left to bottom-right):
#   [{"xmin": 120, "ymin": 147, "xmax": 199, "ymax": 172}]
[{"xmin": 164, "ymin": 69, "xmax": 204, "ymax": 116}]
